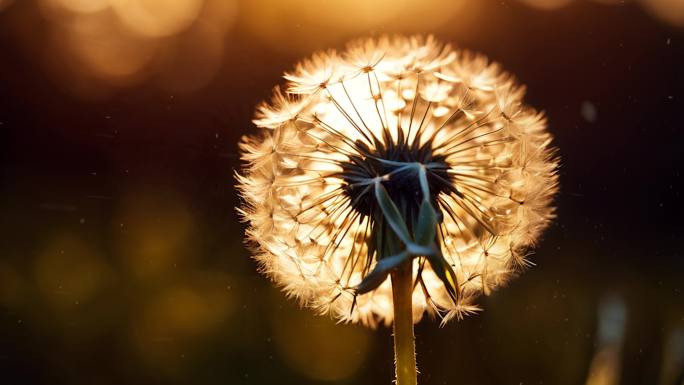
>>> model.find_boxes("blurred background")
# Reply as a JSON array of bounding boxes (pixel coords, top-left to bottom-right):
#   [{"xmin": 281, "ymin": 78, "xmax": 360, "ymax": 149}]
[{"xmin": 1, "ymin": 0, "xmax": 683, "ymax": 384}]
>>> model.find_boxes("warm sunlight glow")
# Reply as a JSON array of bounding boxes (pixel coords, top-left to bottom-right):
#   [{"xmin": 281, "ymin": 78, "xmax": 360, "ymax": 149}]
[
  {"xmin": 642, "ymin": 0, "xmax": 684, "ymax": 26},
  {"xmin": 518, "ymin": 0, "xmax": 573, "ymax": 10},
  {"xmin": 36, "ymin": 0, "xmax": 235, "ymax": 94},
  {"xmin": 238, "ymin": 36, "xmax": 559, "ymax": 327},
  {"xmin": 242, "ymin": 0, "xmax": 469, "ymax": 52},
  {"xmin": 43, "ymin": 0, "xmax": 109, "ymax": 13},
  {"xmin": 110, "ymin": 0, "xmax": 204, "ymax": 38}
]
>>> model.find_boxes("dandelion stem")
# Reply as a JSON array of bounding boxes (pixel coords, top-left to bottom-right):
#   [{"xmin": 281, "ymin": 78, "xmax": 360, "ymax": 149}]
[{"xmin": 391, "ymin": 259, "xmax": 418, "ymax": 385}]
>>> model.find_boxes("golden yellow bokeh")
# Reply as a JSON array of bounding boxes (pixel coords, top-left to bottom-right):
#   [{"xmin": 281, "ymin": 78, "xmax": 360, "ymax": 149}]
[
  {"xmin": 271, "ymin": 296, "xmax": 371, "ymax": 381},
  {"xmin": 110, "ymin": 0, "xmax": 204, "ymax": 38},
  {"xmin": 33, "ymin": 0, "xmax": 237, "ymax": 93},
  {"xmin": 33, "ymin": 234, "xmax": 110, "ymax": 308},
  {"xmin": 242, "ymin": 0, "xmax": 468, "ymax": 53},
  {"xmin": 41, "ymin": 0, "xmax": 109, "ymax": 14},
  {"xmin": 139, "ymin": 283, "xmax": 230, "ymax": 336},
  {"xmin": 585, "ymin": 349, "xmax": 621, "ymax": 385},
  {"xmin": 129, "ymin": 273, "xmax": 235, "ymax": 371},
  {"xmin": 660, "ymin": 327, "xmax": 684, "ymax": 385},
  {"xmin": 155, "ymin": 21, "xmax": 225, "ymax": 93},
  {"xmin": 200, "ymin": 0, "xmax": 238, "ymax": 33},
  {"xmin": 9, "ymin": 0, "xmax": 681, "ymax": 101},
  {"xmin": 518, "ymin": 0, "xmax": 574, "ymax": 10},
  {"xmin": 61, "ymin": 11, "xmax": 158, "ymax": 83},
  {"xmin": 642, "ymin": 0, "xmax": 684, "ymax": 26},
  {"xmin": 590, "ymin": 0, "xmax": 632, "ymax": 4},
  {"xmin": 113, "ymin": 189, "xmax": 194, "ymax": 279},
  {"xmin": 0, "ymin": 261, "xmax": 24, "ymax": 307}
]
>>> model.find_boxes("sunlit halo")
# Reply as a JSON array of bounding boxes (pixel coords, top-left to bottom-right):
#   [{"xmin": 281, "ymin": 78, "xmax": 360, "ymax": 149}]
[
  {"xmin": 42, "ymin": 0, "xmax": 109, "ymax": 14},
  {"xmin": 517, "ymin": 0, "xmax": 574, "ymax": 10},
  {"xmin": 110, "ymin": 0, "xmax": 204, "ymax": 38},
  {"xmin": 242, "ymin": 0, "xmax": 469, "ymax": 53},
  {"xmin": 237, "ymin": 35, "xmax": 559, "ymax": 327}
]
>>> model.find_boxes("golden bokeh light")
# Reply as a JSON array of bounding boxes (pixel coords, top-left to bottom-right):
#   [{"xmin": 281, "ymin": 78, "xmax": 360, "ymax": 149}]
[
  {"xmin": 32, "ymin": 0, "xmax": 236, "ymax": 94},
  {"xmin": 311, "ymin": 0, "xmax": 404, "ymax": 28},
  {"xmin": 271, "ymin": 296, "xmax": 371, "ymax": 381},
  {"xmin": 0, "ymin": 2, "xmax": 680, "ymax": 385},
  {"xmin": 585, "ymin": 351, "xmax": 621, "ymax": 385},
  {"xmin": 113, "ymin": 189, "xmax": 194, "ymax": 279},
  {"xmin": 155, "ymin": 21, "xmax": 224, "ymax": 93},
  {"xmin": 129, "ymin": 273, "xmax": 235, "ymax": 371},
  {"xmin": 660, "ymin": 327, "xmax": 684, "ymax": 385},
  {"xmin": 0, "ymin": 261, "xmax": 24, "ymax": 307},
  {"xmin": 61, "ymin": 11, "xmax": 158, "ymax": 82},
  {"xmin": 584, "ymin": 296, "xmax": 626, "ymax": 385},
  {"xmin": 517, "ymin": 0, "xmax": 574, "ymax": 10},
  {"xmin": 33, "ymin": 234, "xmax": 110, "ymax": 308},
  {"xmin": 18, "ymin": 0, "xmax": 680, "ymax": 100},
  {"xmin": 589, "ymin": 0, "xmax": 631, "ymax": 4},
  {"xmin": 110, "ymin": 0, "xmax": 204, "ymax": 38},
  {"xmin": 42, "ymin": 0, "xmax": 109, "ymax": 14},
  {"xmin": 242, "ymin": 0, "xmax": 468, "ymax": 53},
  {"xmin": 516, "ymin": 0, "xmax": 684, "ymax": 26},
  {"xmin": 642, "ymin": 0, "xmax": 684, "ymax": 26},
  {"xmin": 199, "ymin": 0, "xmax": 238, "ymax": 33},
  {"xmin": 139, "ymin": 282, "xmax": 231, "ymax": 337}
]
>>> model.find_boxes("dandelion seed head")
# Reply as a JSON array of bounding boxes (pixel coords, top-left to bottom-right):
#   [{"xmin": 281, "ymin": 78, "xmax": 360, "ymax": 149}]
[{"xmin": 238, "ymin": 35, "xmax": 559, "ymax": 327}]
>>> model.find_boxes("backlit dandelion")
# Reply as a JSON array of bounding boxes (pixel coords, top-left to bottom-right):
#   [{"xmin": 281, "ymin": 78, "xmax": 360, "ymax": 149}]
[{"xmin": 237, "ymin": 35, "xmax": 558, "ymax": 385}]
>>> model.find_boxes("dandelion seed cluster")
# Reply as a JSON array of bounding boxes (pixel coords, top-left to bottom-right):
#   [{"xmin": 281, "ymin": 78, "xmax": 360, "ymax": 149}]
[{"xmin": 238, "ymin": 36, "xmax": 558, "ymax": 327}]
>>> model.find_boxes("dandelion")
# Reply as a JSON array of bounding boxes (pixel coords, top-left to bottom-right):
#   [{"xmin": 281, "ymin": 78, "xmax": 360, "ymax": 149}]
[{"xmin": 237, "ymin": 35, "xmax": 558, "ymax": 385}]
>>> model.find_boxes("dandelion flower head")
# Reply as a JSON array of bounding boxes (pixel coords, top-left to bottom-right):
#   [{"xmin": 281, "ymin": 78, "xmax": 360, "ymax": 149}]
[{"xmin": 237, "ymin": 35, "xmax": 559, "ymax": 327}]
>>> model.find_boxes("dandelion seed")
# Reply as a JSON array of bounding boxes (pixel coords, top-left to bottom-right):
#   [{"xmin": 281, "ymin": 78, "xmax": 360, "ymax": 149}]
[{"xmin": 237, "ymin": 35, "xmax": 559, "ymax": 385}]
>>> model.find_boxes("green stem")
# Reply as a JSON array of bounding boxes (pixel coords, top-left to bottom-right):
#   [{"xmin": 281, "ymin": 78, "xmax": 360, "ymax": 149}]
[{"xmin": 391, "ymin": 260, "xmax": 417, "ymax": 385}]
